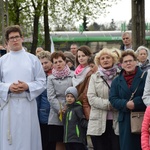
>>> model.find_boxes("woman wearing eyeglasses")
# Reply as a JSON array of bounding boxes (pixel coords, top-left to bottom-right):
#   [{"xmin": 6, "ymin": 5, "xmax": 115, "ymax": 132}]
[{"xmin": 109, "ymin": 50, "xmax": 147, "ymax": 150}]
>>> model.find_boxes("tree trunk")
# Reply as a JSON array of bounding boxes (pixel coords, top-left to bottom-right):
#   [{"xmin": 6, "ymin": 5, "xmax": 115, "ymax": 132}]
[
  {"xmin": 44, "ymin": 0, "xmax": 50, "ymax": 52},
  {"xmin": 132, "ymin": 0, "xmax": 145, "ymax": 51},
  {"xmin": 13, "ymin": 0, "xmax": 20, "ymax": 24},
  {"xmin": 30, "ymin": 0, "xmax": 42, "ymax": 54},
  {"xmin": 31, "ymin": 14, "xmax": 40, "ymax": 54}
]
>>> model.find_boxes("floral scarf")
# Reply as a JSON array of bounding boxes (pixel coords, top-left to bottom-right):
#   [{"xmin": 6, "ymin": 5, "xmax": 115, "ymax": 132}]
[
  {"xmin": 52, "ymin": 65, "xmax": 71, "ymax": 78},
  {"xmin": 98, "ymin": 65, "xmax": 117, "ymax": 86}
]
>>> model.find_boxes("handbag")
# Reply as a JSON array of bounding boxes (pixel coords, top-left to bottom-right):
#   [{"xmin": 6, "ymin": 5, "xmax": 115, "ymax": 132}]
[
  {"xmin": 129, "ymin": 71, "xmax": 145, "ymax": 134},
  {"xmin": 130, "ymin": 111, "xmax": 144, "ymax": 134}
]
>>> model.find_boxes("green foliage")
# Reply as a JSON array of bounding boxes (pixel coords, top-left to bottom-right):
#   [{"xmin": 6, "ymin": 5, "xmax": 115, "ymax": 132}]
[
  {"xmin": 127, "ymin": 19, "xmax": 132, "ymax": 30},
  {"xmin": 109, "ymin": 19, "xmax": 117, "ymax": 30},
  {"xmin": 48, "ymin": 0, "xmax": 118, "ymax": 30},
  {"xmin": 8, "ymin": 0, "xmax": 32, "ymax": 25},
  {"xmin": 6, "ymin": 0, "xmax": 118, "ymax": 50},
  {"xmin": 7, "ymin": 0, "xmax": 118, "ymax": 31},
  {"xmin": 88, "ymin": 20, "xmax": 117, "ymax": 31},
  {"xmin": 82, "ymin": 16, "xmax": 88, "ymax": 31}
]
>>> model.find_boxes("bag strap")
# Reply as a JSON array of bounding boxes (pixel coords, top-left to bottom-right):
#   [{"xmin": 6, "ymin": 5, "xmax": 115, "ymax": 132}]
[
  {"xmin": 129, "ymin": 71, "xmax": 145, "ymax": 101},
  {"xmin": 101, "ymin": 76, "xmax": 110, "ymax": 89}
]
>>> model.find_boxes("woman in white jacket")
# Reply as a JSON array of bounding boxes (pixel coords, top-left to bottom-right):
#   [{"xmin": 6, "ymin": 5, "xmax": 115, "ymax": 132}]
[{"xmin": 87, "ymin": 48, "xmax": 120, "ymax": 150}]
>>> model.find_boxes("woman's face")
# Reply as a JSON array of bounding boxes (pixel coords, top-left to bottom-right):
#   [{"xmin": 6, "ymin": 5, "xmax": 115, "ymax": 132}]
[
  {"xmin": 137, "ymin": 49, "xmax": 148, "ymax": 63},
  {"xmin": 53, "ymin": 56, "xmax": 66, "ymax": 71},
  {"xmin": 99, "ymin": 54, "xmax": 113, "ymax": 69},
  {"xmin": 121, "ymin": 55, "xmax": 137, "ymax": 74},
  {"xmin": 77, "ymin": 50, "xmax": 89, "ymax": 66},
  {"xmin": 40, "ymin": 57, "xmax": 52, "ymax": 72},
  {"xmin": 89, "ymin": 63, "xmax": 98, "ymax": 73}
]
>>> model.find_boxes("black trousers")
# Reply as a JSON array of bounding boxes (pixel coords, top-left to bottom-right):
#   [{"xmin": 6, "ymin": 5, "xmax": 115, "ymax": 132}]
[
  {"xmin": 65, "ymin": 143, "xmax": 86, "ymax": 150},
  {"xmin": 91, "ymin": 120, "xmax": 120, "ymax": 150},
  {"xmin": 40, "ymin": 123, "xmax": 55, "ymax": 150},
  {"xmin": 48, "ymin": 125, "xmax": 64, "ymax": 150}
]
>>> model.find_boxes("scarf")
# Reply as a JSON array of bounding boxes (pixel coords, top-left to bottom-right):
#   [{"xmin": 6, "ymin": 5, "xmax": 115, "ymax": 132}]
[
  {"xmin": 75, "ymin": 65, "xmax": 85, "ymax": 75},
  {"xmin": 46, "ymin": 69, "xmax": 52, "ymax": 77},
  {"xmin": 98, "ymin": 65, "xmax": 117, "ymax": 86},
  {"xmin": 123, "ymin": 67, "xmax": 137, "ymax": 88},
  {"xmin": 52, "ymin": 65, "xmax": 71, "ymax": 78},
  {"xmin": 72, "ymin": 65, "xmax": 91, "ymax": 87}
]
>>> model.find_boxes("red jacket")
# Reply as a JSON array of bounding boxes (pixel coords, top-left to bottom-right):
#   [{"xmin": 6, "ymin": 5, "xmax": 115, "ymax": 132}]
[{"xmin": 141, "ymin": 106, "xmax": 150, "ymax": 150}]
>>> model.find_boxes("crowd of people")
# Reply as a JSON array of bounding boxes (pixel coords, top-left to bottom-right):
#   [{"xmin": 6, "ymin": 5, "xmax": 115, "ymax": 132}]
[{"xmin": 0, "ymin": 25, "xmax": 150, "ymax": 150}]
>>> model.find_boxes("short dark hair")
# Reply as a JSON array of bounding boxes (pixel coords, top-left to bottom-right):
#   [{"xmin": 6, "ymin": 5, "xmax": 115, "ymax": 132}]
[
  {"xmin": 5, "ymin": 25, "xmax": 23, "ymax": 41},
  {"xmin": 50, "ymin": 51, "xmax": 66, "ymax": 63},
  {"xmin": 120, "ymin": 50, "xmax": 137, "ymax": 63},
  {"xmin": 88, "ymin": 55, "xmax": 95, "ymax": 65},
  {"xmin": 70, "ymin": 43, "xmax": 78, "ymax": 47}
]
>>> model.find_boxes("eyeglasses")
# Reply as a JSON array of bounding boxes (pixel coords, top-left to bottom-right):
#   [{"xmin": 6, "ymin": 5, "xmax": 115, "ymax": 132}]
[
  {"xmin": 122, "ymin": 59, "xmax": 135, "ymax": 64},
  {"xmin": 8, "ymin": 36, "xmax": 21, "ymax": 42}
]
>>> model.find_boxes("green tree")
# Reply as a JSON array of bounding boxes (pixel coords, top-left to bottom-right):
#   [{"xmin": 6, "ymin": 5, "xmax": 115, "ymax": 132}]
[
  {"xmin": 43, "ymin": 0, "xmax": 50, "ymax": 51},
  {"xmin": 30, "ymin": 0, "xmax": 43, "ymax": 54},
  {"xmin": 6, "ymin": 0, "xmax": 118, "ymax": 53},
  {"xmin": 109, "ymin": 19, "xmax": 117, "ymax": 30},
  {"xmin": 82, "ymin": 16, "xmax": 88, "ymax": 31},
  {"xmin": 88, "ymin": 22, "xmax": 100, "ymax": 31},
  {"xmin": 132, "ymin": 0, "xmax": 145, "ymax": 50},
  {"xmin": 8, "ymin": 0, "xmax": 31, "ymax": 25},
  {"xmin": 127, "ymin": 19, "xmax": 132, "ymax": 30}
]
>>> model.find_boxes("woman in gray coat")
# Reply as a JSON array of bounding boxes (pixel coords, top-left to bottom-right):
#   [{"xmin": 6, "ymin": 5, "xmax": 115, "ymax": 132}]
[{"xmin": 47, "ymin": 51, "xmax": 74, "ymax": 150}]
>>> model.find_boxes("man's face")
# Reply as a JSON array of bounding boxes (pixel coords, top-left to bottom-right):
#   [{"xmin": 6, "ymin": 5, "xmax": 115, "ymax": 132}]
[
  {"xmin": 122, "ymin": 34, "xmax": 132, "ymax": 47},
  {"xmin": 7, "ymin": 32, "xmax": 23, "ymax": 51},
  {"xmin": 70, "ymin": 45, "xmax": 77, "ymax": 56}
]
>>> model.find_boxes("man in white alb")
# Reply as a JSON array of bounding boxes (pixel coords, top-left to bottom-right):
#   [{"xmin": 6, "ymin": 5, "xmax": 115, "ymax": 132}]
[{"xmin": 0, "ymin": 25, "xmax": 46, "ymax": 150}]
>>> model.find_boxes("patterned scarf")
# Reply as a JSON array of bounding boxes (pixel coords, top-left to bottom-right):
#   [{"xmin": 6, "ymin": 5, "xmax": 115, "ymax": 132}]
[
  {"xmin": 52, "ymin": 65, "xmax": 71, "ymax": 78},
  {"xmin": 98, "ymin": 65, "xmax": 117, "ymax": 86}
]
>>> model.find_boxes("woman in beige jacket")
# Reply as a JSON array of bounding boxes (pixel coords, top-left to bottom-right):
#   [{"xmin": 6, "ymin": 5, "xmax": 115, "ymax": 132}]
[{"xmin": 87, "ymin": 48, "xmax": 120, "ymax": 150}]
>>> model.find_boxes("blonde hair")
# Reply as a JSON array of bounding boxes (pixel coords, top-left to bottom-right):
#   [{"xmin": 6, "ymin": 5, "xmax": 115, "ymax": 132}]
[
  {"xmin": 94, "ymin": 48, "xmax": 118, "ymax": 66},
  {"xmin": 111, "ymin": 48, "xmax": 122, "ymax": 62},
  {"xmin": 37, "ymin": 51, "xmax": 51, "ymax": 61}
]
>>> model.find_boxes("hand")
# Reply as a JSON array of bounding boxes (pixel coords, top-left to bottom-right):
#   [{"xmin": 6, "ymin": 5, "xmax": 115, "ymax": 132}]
[
  {"xmin": 126, "ymin": 100, "xmax": 135, "ymax": 110},
  {"xmin": 62, "ymin": 108, "xmax": 66, "ymax": 114},
  {"xmin": 9, "ymin": 83, "xmax": 20, "ymax": 93},
  {"xmin": 9, "ymin": 81, "xmax": 29, "ymax": 94},
  {"xmin": 17, "ymin": 80, "xmax": 29, "ymax": 91}
]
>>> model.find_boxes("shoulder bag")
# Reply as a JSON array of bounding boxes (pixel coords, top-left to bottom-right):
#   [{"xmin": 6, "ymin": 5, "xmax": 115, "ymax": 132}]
[{"xmin": 130, "ymin": 71, "xmax": 145, "ymax": 134}]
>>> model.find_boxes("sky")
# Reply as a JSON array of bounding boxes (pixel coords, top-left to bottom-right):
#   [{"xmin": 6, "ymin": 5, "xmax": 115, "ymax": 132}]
[{"xmin": 95, "ymin": 0, "xmax": 150, "ymax": 24}]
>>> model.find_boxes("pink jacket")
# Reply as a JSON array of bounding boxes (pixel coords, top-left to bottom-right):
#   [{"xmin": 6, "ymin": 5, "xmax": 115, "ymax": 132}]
[{"xmin": 141, "ymin": 106, "xmax": 150, "ymax": 150}]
